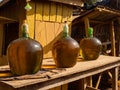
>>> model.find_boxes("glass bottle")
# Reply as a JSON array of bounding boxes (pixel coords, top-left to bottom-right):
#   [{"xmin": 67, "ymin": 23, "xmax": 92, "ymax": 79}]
[
  {"xmin": 52, "ymin": 22, "xmax": 80, "ymax": 68},
  {"xmin": 7, "ymin": 20, "xmax": 43, "ymax": 75},
  {"xmin": 80, "ymin": 27, "xmax": 102, "ymax": 60}
]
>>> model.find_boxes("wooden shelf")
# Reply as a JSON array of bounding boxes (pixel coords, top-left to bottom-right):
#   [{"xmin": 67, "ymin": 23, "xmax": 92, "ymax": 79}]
[
  {"xmin": 102, "ymin": 41, "xmax": 118, "ymax": 45},
  {"xmin": 0, "ymin": 55, "xmax": 119, "ymax": 90}
]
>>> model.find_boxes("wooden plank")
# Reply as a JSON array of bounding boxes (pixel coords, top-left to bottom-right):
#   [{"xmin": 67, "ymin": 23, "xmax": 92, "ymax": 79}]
[
  {"xmin": 36, "ymin": 1, "xmax": 43, "ymax": 21},
  {"xmin": 86, "ymin": 86, "xmax": 99, "ymax": 90},
  {"xmin": 0, "ymin": 16, "xmax": 17, "ymax": 24},
  {"xmin": 0, "ymin": 55, "xmax": 120, "ymax": 90},
  {"xmin": 61, "ymin": 84, "xmax": 68, "ymax": 90},
  {"xmin": 35, "ymin": 21, "xmax": 47, "ymax": 58},
  {"xmin": 26, "ymin": 1, "xmax": 35, "ymax": 39},
  {"xmin": 0, "ymin": 56, "xmax": 8, "ymax": 67},
  {"xmin": 0, "ymin": 1, "xmax": 19, "ymax": 21},
  {"xmin": 43, "ymin": 2, "xmax": 50, "ymax": 21},
  {"xmin": 49, "ymin": 87, "xmax": 55, "ymax": 90},
  {"xmin": 68, "ymin": 22, "xmax": 72, "ymax": 36},
  {"xmin": 62, "ymin": 5, "xmax": 69, "ymax": 22},
  {"xmin": 80, "ymin": 10, "xmax": 100, "ymax": 22},
  {"xmin": 35, "ymin": 22, "xmax": 64, "ymax": 59},
  {"xmin": 54, "ymin": 86, "xmax": 61, "ymax": 90},
  {"xmin": 44, "ymin": 22, "xmax": 55, "ymax": 58},
  {"xmin": 110, "ymin": 21, "xmax": 116, "ymax": 56},
  {"xmin": 50, "ymin": 2, "xmax": 57, "ymax": 22},
  {"xmin": 54, "ymin": 23, "xmax": 63, "ymax": 39},
  {"xmin": 67, "ymin": 6, "xmax": 73, "ymax": 22},
  {"xmin": 56, "ymin": 3, "xmax": 62, "ymax": 22},
  {"xmin": 48, "ymin": 0, "xmax": 84, "ymax": 7}
]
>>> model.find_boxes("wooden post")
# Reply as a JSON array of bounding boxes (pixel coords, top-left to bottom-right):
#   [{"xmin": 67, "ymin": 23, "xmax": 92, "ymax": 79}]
[
  {"xmin": 80, "ymin": 79, "xmax": 87, "ymax": 90},
  {"xmin": 95, "ymin": 73, "xmax": 102, "ymax": 89},
  {"xmin": 86, "ymin": 76, "xmax": 92, "ymax": 87},
  {"xmin": 116, "ymin": 18, "xmax": 120, "ymax": 56},
  {"xmin": 84, "ymin": 17, "xmax": 90, "ymax": 37},
  {"xmin": 111, "ymin": 67, "xmax": 119, "ymax": 90},
  {"xmin": 84, "ymin": 17, "xmax": 93, "ymax": 88},
  {"xmin": 110, "ymin": 21, "xmax": 116, "ymax": 56}
]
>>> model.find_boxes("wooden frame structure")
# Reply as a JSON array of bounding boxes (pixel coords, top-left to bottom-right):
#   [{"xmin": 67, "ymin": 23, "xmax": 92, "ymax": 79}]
[
  {"xmin": 72, "ymin": 5, "xmax": 120, "ymax": 89},
  {"xmin": 72, "ymin": 5, "xmax": 120, "ymax": 56}
]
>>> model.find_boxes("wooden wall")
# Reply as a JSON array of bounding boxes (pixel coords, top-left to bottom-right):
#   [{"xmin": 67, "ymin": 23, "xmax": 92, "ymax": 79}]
[
  {"xmin": 0, "ymin": 0, "xmax": 19, "ymax": 21},
  {"xmin": 25, "ymin": 1, "xmax": 73, "ymax": 58},
  {"xmin": 0, "ymin": 24, "xmax": 8, "ymax": 66},
  {"xmin": 0, "ymin": 24, "xmax": 3, "ymax": 57}
]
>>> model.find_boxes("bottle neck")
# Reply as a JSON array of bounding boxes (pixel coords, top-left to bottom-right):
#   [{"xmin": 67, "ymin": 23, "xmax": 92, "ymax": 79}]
[
  {"xmin": 22, "ymin": 22, "xmax": 29, "ymax": 38},
  {"xmin": 63, "ymin": 23, "xmax": 69, "ymax": 38},
  {"xmin": 88, "ymin": 34, "xmax": 93, "ymax": 37},
  {"xmin": 88, "ymin": 27, "xmax": 93, "ymax": 37}
]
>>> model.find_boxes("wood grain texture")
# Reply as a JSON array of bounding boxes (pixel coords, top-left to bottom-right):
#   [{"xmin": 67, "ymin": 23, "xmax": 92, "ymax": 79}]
[
  {"xmin": 36, "ymin": 1, "xmax": 43, "ymax": 21},
  {"xmin": 62, "ymin": 5, "xmax": 69, "ymax": 22},
  {"xmin": 35, "ymin": 21, "xmax": 47, "ymax": 58},
  {"xmin": 0, "ymin": 55, "xmax": 119, "ymax": 90},
  {"xmin": 56, "ymin": 3, "xmax": 62, "ymax": 22},
  {"xmin": 35, "ymin": 21, "xmax": 64, "ymax": 58},
  {"xmin": 44, "ymin": 22, "xmax": 55, "ymax": 58},
  {"xmin": 110, "ymin": 21, "xmax": 116, "ymax": 56},
  {"xmin": 43, "ymin": 2, "xmax": 50, "ymax": 21},
  {"xmin": 67, "ymin": 6, "xmax": 73, "ymax": 22},
  {"xmin": 50, "ymin": 2, "xmax": 57, "ymax": 22}
]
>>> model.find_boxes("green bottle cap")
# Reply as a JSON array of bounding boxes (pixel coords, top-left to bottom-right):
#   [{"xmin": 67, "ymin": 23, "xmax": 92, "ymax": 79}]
[
  {"xmin": 22, "ymin": 20, "xmax": 29, "ymax": 38},
  {"xmin": 63, "ymin": 21, "xmax": 69, "ymax": 38},
  {"xmin": 88, "ymin": 27, "xmax": 93, "ymax": 37}
]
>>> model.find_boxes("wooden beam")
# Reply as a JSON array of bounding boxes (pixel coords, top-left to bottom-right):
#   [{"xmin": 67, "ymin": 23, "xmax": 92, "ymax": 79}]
[
  {"xmin": 0, "ymin": 16, "xmax": 17, "ymax": 21},
  {"xmin": 86, "ymin": 86, "xmax": 100, "ymax": 90},
  {"xmin": 84, "ymin": 17, "xmax": 90, "ymax": 37},
  {"xmin": 96, "ymin": 7, "xmax": 120, "ymax": 16},
  {"xmin": 49, "ymin": 0, "xmax": 84, "ymax": 7},
  {"xmin": 0, "ymin": 16, "xmax": 17, "ymax": 24},
  {"xmin": 111, "ymin": 67, "xmax": 119, "ymax": 90},
  {"xmin": 90, "ymin": 20, "xmax": 105, "ymax": 24},
  {"xmin": 95, "ymin": 73, "xmax": 102, "ymax": 89},
  {"xmin": 110, "ymin": 21, "xmax": 116, "ymax": 56}
]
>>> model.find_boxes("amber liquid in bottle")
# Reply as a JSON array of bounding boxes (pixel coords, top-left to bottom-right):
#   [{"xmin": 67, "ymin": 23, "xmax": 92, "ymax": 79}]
[
  {"xmin": 7, "ymin": 21, "xmax": 43, "ymax": 75},
  {"xmin": 52, "ymin": 22, "xmax": 80, "ymax": 68},
  {"xmin": 80, "ymin": 27, "xmax": 102, "ymax": 60}
]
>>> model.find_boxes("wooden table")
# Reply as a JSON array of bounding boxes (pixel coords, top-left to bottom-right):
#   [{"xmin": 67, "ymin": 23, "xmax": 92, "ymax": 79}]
[{"xmin": 0, "ymin": 55, "xmax": 120, "ymax": 90}]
